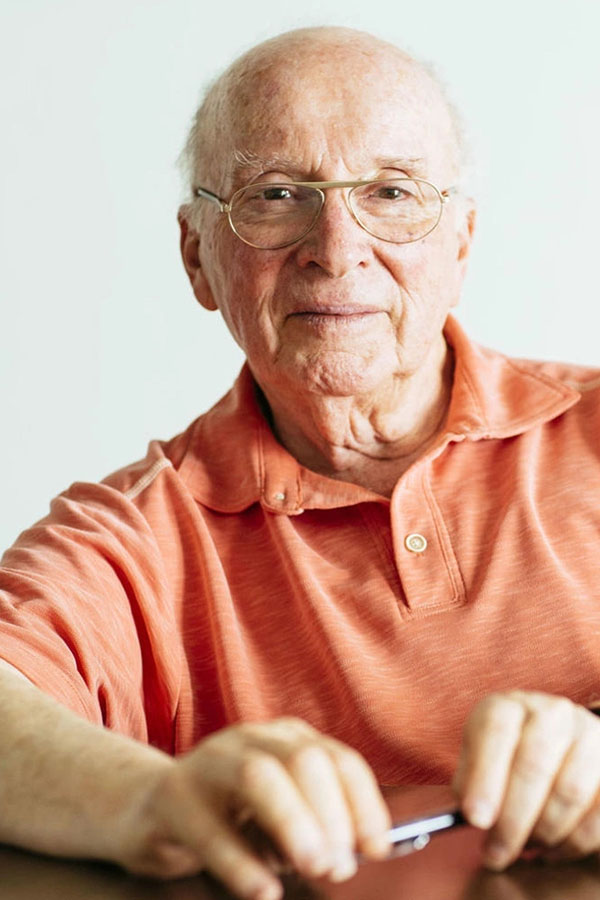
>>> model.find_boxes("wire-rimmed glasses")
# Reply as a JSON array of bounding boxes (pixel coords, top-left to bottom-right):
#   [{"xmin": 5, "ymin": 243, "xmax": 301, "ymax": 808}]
[{"xmin": 194, "ymin": 178, "xmax": 455, "ymax": 250}]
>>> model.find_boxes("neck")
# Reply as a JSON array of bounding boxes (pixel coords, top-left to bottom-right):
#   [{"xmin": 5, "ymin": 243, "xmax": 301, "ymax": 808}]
[{"xmin": 257, "ymin": 335, "xmax": 454, "ymax": 497}]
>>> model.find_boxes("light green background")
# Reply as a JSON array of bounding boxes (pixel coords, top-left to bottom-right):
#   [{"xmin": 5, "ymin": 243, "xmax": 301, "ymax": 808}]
[{"xmin": 1, "ymin": 0, "xmax": 598, "ymax": 548}]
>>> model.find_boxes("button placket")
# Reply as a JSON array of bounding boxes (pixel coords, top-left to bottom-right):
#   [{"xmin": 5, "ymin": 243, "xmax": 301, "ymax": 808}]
[{"xmin": 391, "ymin": 469, "xmax": 464, "ymax": 612}]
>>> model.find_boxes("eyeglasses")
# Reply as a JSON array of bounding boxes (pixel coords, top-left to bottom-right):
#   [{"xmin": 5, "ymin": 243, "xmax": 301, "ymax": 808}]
[{"xmin": 194, "ymin": 178, "xmax": 456, "ymax": 250}]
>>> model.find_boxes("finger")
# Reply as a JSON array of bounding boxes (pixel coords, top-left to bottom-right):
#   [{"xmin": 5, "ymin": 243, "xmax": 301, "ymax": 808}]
[
  {"xmin": 482, "ymin": 697, "xmax": 575, "ymax": 869},
  {"xmin": 286, "ymin": 743, "xmax": 358, "ymax": 880},
  {"xmin": 458, "ymin": 694, "xmax": 527, "ymax": 829},
  {"xmin": 236, "ymin": 719, "xmax": 389, "ymax": 869},
  {"xmin": 192, "ymin": 815, "xmax": 284, "ymax": 900},
  {"xmin": 323, "ymin": 737, "xmax": 392, "ymax": 859},
  {"xmin": 532, "ymin": 707, "xmax": 600, "ymax": 847},
  {"xmin": 541, "ymin": 793, "xmax": 600, "ymax": 861},
  {"xmin": 235, "ymin": 750, "xmax": 333, "ymax": 878},
  {"xmin": 137, "ymin": 804, "xmax": 284, "ymax": 900}
]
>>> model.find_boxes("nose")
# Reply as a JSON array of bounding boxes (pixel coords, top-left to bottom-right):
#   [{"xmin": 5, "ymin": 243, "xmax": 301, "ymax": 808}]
[{"xmin": 293, "ymin": 190, "xmax": 371, "ymax": 278}]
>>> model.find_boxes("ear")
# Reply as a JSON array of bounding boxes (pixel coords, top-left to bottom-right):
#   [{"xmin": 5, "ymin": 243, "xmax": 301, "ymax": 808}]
[
  {"xmin": 448, "ymin": 200, "xmax": 476, "ymax": 309},
  {"xmin": 178, "ymin": 206, "xmax": 218, "ymax": 311},
  {"xmin": 457, "ymin": 200, "xmax": 477, "ymax": 269}
]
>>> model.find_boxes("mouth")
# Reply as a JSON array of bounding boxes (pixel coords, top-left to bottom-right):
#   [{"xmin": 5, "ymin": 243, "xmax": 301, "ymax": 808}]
[
  {"xmin": 288, "ymin": 305, "xmax": 384, "ymax": 321},
  {"xmin": 286, "ymin": 307, "xmax": 385, "ymax": 333}
]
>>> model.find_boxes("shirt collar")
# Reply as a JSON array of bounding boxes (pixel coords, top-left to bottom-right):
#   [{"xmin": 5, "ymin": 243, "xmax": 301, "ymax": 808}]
[
  {"xmin": 178, "ymin": 315, "xmax": 581, "ymax": 514},
  {"xmin": 442, "ymin": 315, "xmax": 579, "ymax": 440}
]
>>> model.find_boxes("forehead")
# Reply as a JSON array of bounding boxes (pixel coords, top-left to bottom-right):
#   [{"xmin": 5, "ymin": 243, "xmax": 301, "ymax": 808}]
[{"xmin": 220, "ymin": 49, "xmax": 455, "ymax": 185}]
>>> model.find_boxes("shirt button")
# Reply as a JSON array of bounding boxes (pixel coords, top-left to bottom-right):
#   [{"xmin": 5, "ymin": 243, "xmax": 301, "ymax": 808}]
[{"xmin": 405, "ymin": 533, "xmax": 428, "ymax": 554}]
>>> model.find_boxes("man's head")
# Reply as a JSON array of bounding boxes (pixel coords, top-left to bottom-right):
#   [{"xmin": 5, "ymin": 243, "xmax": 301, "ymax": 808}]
[{"xmin": 179, "ymin": 27, "xmax": 475, "ymax": 400}]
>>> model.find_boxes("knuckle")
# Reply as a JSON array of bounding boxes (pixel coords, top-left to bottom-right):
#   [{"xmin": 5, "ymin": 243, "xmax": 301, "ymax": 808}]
[
  {"xmin": 287, "ymin": 743, "xmax": 328, "ymax": 773},
  {"xmin": 536, "ymin": 697, "xmax": 575, "ymax": 731},
  {"xmin": 277, "ymin": 716, "xmax": 315, "ymax": 734},
  {"xmin": 512, "ymin": 747, "xmax": 553, "ymax": 781},
  {"xmin": 482, "ymin": 713, "xmax": 516, "ymax": 741},
  {"xmin": 332, "ymin": 745, "xmax": 369, "ymax": 779},
  {"xmin": 238, "ymin": 751, "xmax": 279, "ymax": 792},
  {"xmin": 552, "ymin": 775, "xmax": 591, "ymax": 809},
  {"xmin": 231, "ymin": 721, "xmax": 262, "ymax": 742},
  {"xmin": 471, "ymin": 693, "xmax": 522, "ymax": 729}
]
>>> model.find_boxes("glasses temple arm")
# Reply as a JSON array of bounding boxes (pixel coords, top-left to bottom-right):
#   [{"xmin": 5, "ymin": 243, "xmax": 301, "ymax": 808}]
[{"xmin": 195, "ymin": 187, "xmax": 229, "ymax": 212}]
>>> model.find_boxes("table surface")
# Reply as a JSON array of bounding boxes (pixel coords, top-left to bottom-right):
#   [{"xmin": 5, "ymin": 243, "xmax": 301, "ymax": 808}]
[{"xmin": 1, "ymin": 786, "xmax": 599, "ymax": 900}]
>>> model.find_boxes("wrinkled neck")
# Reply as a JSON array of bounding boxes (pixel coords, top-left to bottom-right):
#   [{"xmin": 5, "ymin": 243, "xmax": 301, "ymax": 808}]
[{"xmin": 259, "ymin": 336, "xmax": 454, "ymax": 495}]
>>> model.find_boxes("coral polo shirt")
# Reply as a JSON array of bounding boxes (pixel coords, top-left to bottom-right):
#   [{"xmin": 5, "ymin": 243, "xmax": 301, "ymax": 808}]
[{"xmin": 2, "ymin": 315, "xmax": 600, "ymax": 785}]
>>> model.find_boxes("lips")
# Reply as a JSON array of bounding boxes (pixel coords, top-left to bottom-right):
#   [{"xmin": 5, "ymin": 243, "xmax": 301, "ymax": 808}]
[{"xmin": 288, "ymin": 305, "xmax": 382, "ymax": 317}]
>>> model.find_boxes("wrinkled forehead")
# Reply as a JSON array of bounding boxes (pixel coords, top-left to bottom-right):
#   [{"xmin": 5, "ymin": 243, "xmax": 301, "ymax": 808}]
[{"xmin": 214, "ymin": 49, "xmax": 458, "ymax": 190}]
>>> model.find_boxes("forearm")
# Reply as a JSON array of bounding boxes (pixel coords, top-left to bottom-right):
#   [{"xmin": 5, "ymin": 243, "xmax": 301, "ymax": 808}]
[
  {"xmin": 0, "ymin": 664, "xmax": 391, "ymax": 898},
  {"xmin": 0, "ymin": 660, "xmax": 173, "ymax": 865}
]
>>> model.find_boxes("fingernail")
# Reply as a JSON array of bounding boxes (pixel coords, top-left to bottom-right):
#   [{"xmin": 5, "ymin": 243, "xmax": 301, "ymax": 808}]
[
  {"xmin": 468, "ymin": 800, "xmax": 494, "ymax": 829},
  {"xmin": 329, "ymin": 852, "xmax": 358, "ymax": 882}
]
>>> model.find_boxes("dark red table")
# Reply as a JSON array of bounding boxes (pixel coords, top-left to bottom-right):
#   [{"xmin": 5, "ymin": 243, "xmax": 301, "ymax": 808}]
[{"xmin": 1, "ymin": 786, "xmax": 598, "ymax": 899}]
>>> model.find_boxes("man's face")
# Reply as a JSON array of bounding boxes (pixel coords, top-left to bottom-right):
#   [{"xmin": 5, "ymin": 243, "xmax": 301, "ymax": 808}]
[{"xmin": 183, "ymin": 44, "xmax": 475, "ymax": 400}]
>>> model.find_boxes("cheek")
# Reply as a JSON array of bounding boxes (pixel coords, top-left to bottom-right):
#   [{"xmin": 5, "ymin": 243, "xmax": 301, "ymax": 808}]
[
  {"xmin": 393, "ymin": 232, "xmax": 462, "ymax": 300},
  {"xmin": 211, "ymin": 243, "xmax": 282, "ymax": 349}
]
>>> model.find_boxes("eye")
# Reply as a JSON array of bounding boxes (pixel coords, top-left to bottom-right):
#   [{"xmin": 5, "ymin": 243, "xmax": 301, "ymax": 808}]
[
  {"xmin": 372, "ymin": 184, "xmax": 412, "ymax": 201},
  {"xmin": 239, "ymin": 184, "xmax": 301, "ymax": 207},
  {"xmin": 260, "ymin": 186, "xmax": 294, "ymax": 201}
]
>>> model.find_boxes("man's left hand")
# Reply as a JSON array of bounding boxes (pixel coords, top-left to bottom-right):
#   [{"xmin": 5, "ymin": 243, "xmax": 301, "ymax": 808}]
[{"xmin": 453, "ymin": 690, "xmax": 600, "ymax": 869}]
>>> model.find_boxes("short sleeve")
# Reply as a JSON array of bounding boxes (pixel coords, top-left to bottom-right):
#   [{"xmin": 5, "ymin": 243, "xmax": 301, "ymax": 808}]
[{"xmin": 0, "ymin": 480, "xmax": 181, "ymax": 753}]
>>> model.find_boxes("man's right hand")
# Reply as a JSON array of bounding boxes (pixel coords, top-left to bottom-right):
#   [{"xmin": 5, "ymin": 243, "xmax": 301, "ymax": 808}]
[{"xmin": 124, "ymin": 717, "xmax": 392, "ymax": 900}]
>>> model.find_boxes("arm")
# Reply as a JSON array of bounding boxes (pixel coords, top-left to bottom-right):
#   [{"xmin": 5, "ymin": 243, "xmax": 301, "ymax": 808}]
[
  {"xmin": 0, "ymin": 660, "xmax": 171, "ymax": 862},
  {"xmin": 0, "ymin": 661, "xmax": 391, "ymax": 900}
]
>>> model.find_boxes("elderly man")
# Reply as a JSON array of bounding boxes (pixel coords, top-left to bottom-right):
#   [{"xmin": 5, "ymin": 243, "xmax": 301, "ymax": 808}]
[{"xmin": 2, "ymin": 24, "xmax": 600, "ymax": 900}]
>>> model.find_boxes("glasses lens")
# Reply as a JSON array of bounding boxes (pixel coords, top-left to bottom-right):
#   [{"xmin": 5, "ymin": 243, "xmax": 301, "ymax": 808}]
[
  {"xmin": 230, "ymin": 183, "xmax": 322, "ymax": 249},
  {"xmin": 350, "ymin": 179, "xmax": 442, "ymax": 243}
]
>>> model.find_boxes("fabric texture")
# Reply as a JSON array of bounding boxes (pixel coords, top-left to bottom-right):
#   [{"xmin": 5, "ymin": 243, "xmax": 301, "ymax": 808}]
[{"xmin": 2, "ymin": 315, "xmax": 600, "ymax": 784}]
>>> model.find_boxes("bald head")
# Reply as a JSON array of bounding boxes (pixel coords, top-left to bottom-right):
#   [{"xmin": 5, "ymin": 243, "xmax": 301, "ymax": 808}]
[{"xmin": 180, "ymin": 27, "xmax": 465, "ymax": 203}]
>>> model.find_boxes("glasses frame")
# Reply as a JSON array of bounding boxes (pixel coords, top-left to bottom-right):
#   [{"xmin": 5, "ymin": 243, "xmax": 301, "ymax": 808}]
[{"xmin": 194, "ymin": 178, "xmax": 456, "ymax": 250}]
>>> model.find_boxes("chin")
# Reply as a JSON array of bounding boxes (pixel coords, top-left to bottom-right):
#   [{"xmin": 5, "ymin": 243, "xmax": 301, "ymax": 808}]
[{"xmin": 299, "ymin": 353, "xmax": 393, "ymax": 397}]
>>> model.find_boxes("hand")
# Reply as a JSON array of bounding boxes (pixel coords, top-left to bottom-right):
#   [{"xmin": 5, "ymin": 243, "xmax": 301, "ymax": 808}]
[
  {"xmin": 123, "ymin": 717, "xmax": 391, "ymax": 900},
  {"xmin": 453, "ymin": 691, "xmax": 600, "ymax": 870}
]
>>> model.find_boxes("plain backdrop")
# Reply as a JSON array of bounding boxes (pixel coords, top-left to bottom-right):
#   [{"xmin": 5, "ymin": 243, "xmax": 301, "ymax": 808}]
[{"xmin": 1, "ymin": 0, "xmax": 599, "ymax": 550}]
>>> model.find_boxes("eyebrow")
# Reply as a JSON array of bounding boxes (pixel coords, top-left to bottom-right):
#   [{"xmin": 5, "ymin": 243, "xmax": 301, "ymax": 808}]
[
  {"xmin": 231, "ymin": 150, "xmax": 299, "ymax": 176},
  {"xmin": 230, "ymin": 149, "xmax": 428, "ymax": 179},
  {"xmin": 374, "ymin": 156, "xmax": 427, "ymax": 173}
]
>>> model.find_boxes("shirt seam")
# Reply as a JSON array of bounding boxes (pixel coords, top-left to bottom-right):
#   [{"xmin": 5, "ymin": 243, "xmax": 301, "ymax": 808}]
[
  {"xmin": 502, "ymin": 357, "xmax": 580, "ymax": 402},
  {"xmin": 474, "ymin": 358, "xmax": 580, "ymax": 435},
  {"xmin": 124, "ymin": 458, "xmax": 173, "ymax": 501},
  {"xmin": 457, "ymin": 361, "xmax": 487, "ymax": 425},
  {"xmin": 415, "ymin": 469, "xmax": 466, "ymax": 612},
  {"xmin": 359, "ymin": 505, "xmax": 408, "ymax": 614},
  {"xmin": 564, "ymin": 376, "xmax": 600, "ymax": 393},
  {"xmin": 257, "ymin": 418, "xmax": 267, "ymax": 503}
]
